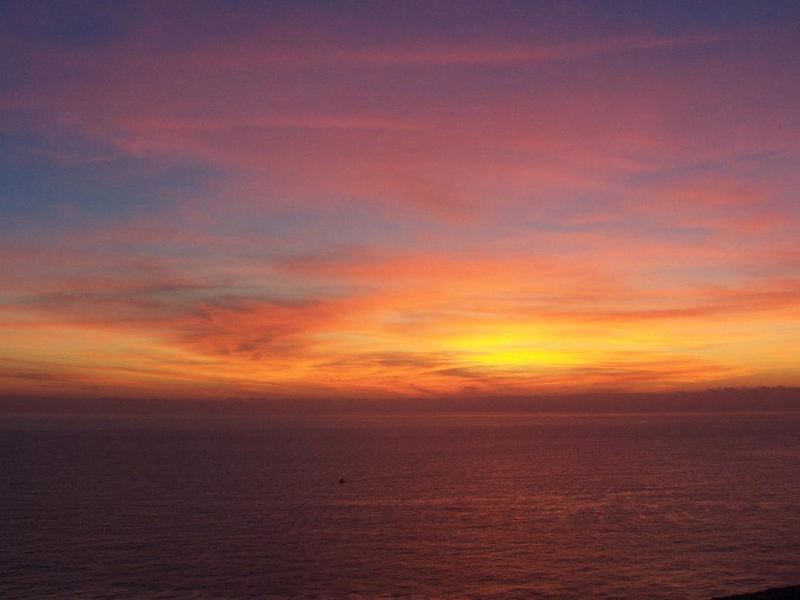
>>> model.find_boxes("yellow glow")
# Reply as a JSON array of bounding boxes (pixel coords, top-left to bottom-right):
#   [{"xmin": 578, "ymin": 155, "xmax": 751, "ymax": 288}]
[{"xmin": 442, "ymin": 333, "xmax": 583, "ymax": 367}]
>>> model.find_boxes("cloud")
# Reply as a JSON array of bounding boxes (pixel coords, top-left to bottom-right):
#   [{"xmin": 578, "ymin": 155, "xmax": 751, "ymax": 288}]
[{"xmin": 185, "ymin": 32, "xmax": 735, "ymax": 68}]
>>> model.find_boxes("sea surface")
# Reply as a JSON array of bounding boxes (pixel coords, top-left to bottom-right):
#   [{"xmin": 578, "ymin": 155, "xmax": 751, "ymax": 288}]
[{"xmin": 1, "ymin": 412, "xmax": 799, "ymax": 599}]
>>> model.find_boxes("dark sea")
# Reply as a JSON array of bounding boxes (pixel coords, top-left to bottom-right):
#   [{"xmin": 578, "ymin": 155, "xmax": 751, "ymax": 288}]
[{"xmin": 1, "ymin": 412, "xmax": 799, "ymax": 599}]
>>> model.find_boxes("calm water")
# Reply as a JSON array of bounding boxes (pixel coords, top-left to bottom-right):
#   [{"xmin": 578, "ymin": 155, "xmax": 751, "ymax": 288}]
[{"xmin": 1, "ymin": 412, "xmax": 799, "ymax": 599}]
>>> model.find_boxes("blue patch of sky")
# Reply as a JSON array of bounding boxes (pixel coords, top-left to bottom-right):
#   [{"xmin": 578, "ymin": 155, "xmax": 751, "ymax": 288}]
[
  {"xmin": 589, "ymin": 0, "xmax": 800, "ymax": 34},
  {"xmin": 0, "ymin": 132, "xmax": 222, "ymax": 225},
  {"xmin": 0, "ymin": 1, "xmax": 130, "ymax": 48},
  {"xmin": 8, "ymin": 1, "xmax": 795, "ymax": 59}
]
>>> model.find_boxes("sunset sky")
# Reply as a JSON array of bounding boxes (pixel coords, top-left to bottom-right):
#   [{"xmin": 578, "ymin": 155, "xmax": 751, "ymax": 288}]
[{"xmin": 1, "ymin": 1, "xmax": 799, "ymax": 400}]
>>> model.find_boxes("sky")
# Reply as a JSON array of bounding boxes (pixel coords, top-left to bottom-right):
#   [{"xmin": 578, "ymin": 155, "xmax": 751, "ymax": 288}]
[{"xmin": 1, "ymin": 1, "xmax": 799, "ymax": 401}]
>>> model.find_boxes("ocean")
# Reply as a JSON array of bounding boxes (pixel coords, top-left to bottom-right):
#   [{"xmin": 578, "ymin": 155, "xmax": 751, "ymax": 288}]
[{"xmin": 1, "ymin": 412, "xmax": 799, "ymax": 598}]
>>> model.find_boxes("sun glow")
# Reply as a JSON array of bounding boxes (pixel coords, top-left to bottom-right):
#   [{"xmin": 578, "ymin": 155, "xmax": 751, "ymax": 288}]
[{"xmin": 442, "ymin": 333, "xmax": 581, "ymax": 367}]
